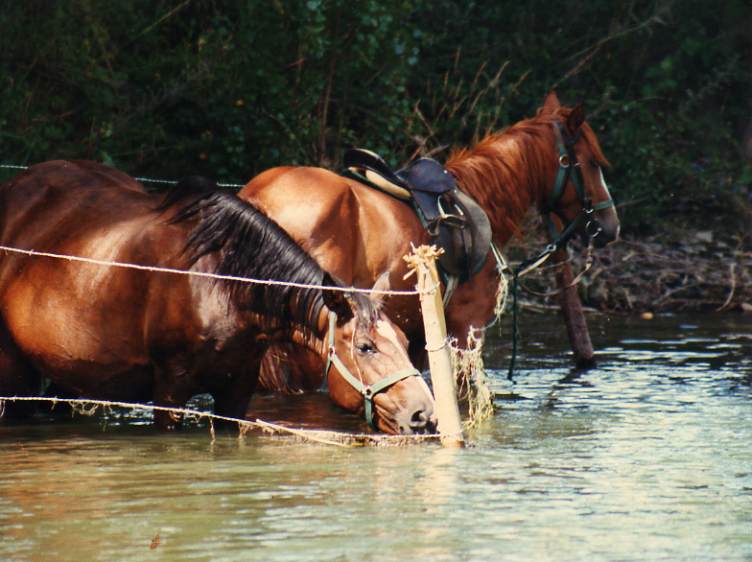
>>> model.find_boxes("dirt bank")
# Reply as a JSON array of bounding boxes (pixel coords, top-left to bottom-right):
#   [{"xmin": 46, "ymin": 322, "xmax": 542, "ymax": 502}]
[{"xmin": 508, "ymin": 230, "xmax": 752, "ymax": 315}]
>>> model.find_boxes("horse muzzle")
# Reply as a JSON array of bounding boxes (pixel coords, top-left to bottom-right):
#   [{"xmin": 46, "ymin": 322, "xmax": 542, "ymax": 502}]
[
  {"xmin": 374, "ymin": 381, "xmax": 438, "ymax": 435},
  {"xmin": 585, "ymin": 208, "xmax": 620, "ymax": 248}
]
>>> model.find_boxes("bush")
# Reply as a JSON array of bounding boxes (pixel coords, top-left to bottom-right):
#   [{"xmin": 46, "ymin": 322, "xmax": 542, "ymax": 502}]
[{"xmin": 1, "ymin": 0, "xmax": 749, "ymax": 233}]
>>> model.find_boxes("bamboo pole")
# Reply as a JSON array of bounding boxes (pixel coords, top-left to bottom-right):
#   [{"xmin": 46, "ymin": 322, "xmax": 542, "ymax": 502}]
[
  {"xmin": 553, "ymin": 247, "xmax": 596, "ymax": 369},
  {"xmin": 405, "ymin": 246, "xmax": 464, "ymax": 447}
]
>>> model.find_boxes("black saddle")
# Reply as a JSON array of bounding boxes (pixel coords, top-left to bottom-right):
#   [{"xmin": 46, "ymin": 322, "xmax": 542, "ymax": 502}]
[{"xmin": 343, "ymin": 148, "xmax": 492, "ymax": 281}]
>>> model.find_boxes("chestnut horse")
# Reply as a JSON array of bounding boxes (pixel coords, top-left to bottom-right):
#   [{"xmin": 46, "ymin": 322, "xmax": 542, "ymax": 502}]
[
  {"xmin": 0, "ymin": 160, "xmax": 435, "ymax": 434},
  {"xmin": 239, "ymin": 92, "xmax": 621, "ymax": 391}
]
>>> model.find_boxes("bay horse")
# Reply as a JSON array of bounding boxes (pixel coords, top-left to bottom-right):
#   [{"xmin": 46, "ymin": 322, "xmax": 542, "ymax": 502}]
[
  {"xmin": 239, "ymin": 92, "xmax": 621, "ymax": 391},
  {"xmin": 0, "ymin": 160, "xmax": 436, "ymax": 434}
]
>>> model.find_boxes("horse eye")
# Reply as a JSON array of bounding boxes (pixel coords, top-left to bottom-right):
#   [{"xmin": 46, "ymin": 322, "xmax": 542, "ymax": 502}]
[{"xmin": 357, "ymin": 342, "xmax": 376, "ymax": 354}]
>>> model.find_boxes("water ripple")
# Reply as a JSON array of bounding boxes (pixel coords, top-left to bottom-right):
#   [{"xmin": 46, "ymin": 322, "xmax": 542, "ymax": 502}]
[{"xmin": 1, "ymin": 313, "xmax": 751, "ymax": 560}]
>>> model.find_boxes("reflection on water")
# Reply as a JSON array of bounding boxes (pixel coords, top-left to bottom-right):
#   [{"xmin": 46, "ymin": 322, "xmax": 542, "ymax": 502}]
[{"xmin": 1, "ymin": 313, "xmax": 751, "ymax": 560}]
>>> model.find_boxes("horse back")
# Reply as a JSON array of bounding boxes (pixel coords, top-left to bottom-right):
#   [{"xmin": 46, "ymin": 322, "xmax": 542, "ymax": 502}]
[
  {"xmin": 239, "ymin": 166, "xmax": 428, "ymax": 288},
  {"xmin": 238, "ymin": 166, "xmax": 430, "ymax": 350},
  {"xmin": 0, "ymin": 161, "xmax": 193, "ymax": 381}
]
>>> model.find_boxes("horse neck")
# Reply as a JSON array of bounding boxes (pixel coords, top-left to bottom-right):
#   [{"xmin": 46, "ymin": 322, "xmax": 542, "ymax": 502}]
[
  {"xmin": 445, "ymin": 123, "xmax": 557, "ymax": 246},
  {"xmin": 189, "ymin": 255, "xmax": 327, "ymax": 357},
  {"xmin": 287, "ymin": 311, "xmax": 328, "ymax": 360}
]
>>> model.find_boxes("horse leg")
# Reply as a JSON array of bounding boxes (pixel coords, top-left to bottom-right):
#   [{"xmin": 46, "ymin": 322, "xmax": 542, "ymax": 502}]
[
  {"xmin": 211, "ymin": 365, "xmax": 260, "ymax": 429},
  {"xmin": 152, "ymin": 362, "xmax": 195, "ymax": 431},
  {"xmin": 0, "ymin": 322, "xmax": 42, "ymax": 420}
]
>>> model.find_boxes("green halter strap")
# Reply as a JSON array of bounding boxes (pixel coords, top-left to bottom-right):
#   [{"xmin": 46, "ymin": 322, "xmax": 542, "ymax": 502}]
[{"xmin": 323, "ymin": 312, "xmax": 421, "ymax": 429}]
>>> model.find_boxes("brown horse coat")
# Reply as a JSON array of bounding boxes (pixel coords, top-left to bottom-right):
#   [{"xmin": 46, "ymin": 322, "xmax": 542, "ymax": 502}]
[
  {"xmin": 0, "ymin": 160, "xmax": 434, "ymax": 433},
  {"xmin": 240, "ymin": 94, "xmax": 621, "ymax": 391}
]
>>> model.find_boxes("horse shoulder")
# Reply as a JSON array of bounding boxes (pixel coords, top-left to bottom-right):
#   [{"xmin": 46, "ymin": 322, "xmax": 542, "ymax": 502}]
[
  {"xmin": 239, "ymin": 166, "xmax": 362, "ymax": 282},
  {"xmin": 348, "ymin": 181, "xmax": 427, "ymax": 279}
]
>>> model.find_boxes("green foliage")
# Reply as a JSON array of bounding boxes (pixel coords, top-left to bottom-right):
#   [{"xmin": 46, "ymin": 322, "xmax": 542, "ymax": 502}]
[
  {"xmin": 0, "ymin": 0, "xmax": 749, "ymax": 232},
  {"xmin": 407, "ymin": 0, "xmax": 752, "ymax": 231}
]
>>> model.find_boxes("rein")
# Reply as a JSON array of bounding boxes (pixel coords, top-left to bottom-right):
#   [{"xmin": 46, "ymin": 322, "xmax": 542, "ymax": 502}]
[
  {"xmin": 506, "ymin": 121, "xmax": 614, "ymax": 381},
  {"xmin": 518, "ymin": 242, "xmax": 594, "ymax": 299},
  {"xmin": 322, "ymin": 313, "xmax": 421, "ymax": 429}
]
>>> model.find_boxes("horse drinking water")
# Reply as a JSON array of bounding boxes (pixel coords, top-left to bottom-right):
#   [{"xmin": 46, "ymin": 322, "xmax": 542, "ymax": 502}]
[
  {"xmin": 239, "ymin": 92, "xmax": 621, "ymax": 391},
  {"xmin": 0, "ymin": 160, "xmax": 435, "ymax": 434}
]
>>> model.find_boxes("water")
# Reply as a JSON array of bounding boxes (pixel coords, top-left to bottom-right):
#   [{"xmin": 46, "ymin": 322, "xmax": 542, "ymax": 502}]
[{"xmin": 1, "ymin": 312, "xmax": 751, "ymax": 561}]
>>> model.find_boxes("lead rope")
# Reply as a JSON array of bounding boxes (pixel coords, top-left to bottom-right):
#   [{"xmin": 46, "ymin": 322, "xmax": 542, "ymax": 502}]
[
  {"xmin": 506, "ymin": 243, "xmax": 556, "ymax": 382},
  {"xmin": 506, "ymin": 216, "xmax": 586, "ymax": 382}
]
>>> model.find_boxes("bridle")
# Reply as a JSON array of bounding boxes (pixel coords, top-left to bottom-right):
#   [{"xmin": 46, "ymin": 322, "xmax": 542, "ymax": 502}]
[
  {"xmin": 543, "ymin": 121, "xmax": 615, "ymax": 248},
  {"xmin": 505, "ymin": 120, "xmax": 616, "ymax": 381},
  {"xmin": 322, "ymin": 312, "xmax": 422, "ymax": 429}
]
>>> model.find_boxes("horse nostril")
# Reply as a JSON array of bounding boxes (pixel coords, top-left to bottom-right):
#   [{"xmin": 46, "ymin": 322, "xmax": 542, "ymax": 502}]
[{"xmin": 409, "ymin": 409, "xmax": 431, "ymax": 432}]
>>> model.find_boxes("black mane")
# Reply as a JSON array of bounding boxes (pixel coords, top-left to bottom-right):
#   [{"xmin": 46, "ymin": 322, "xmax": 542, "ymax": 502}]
[{"xmin": 163, "ymin": 183, "xmax": 330, "ymax": 333}]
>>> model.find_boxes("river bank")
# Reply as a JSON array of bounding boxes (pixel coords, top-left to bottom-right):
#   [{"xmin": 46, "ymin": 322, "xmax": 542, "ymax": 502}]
[{"xmin": 509, "ymin": 229, "xmax": 752, "ymax": 315}]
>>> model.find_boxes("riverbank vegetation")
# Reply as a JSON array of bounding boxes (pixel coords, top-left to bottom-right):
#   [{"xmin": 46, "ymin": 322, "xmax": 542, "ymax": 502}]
[{"xmin": 1, "ymin": 1, "xmax": 750, "ymax": 310}]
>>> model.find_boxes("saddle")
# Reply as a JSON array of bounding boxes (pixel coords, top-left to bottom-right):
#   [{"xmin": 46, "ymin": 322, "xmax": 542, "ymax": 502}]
[{"xmin": 343, "ymin": 148, "xmax": 492, "ymax": 282}]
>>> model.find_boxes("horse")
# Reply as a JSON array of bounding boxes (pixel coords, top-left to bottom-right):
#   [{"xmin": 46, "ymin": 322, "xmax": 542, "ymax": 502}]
[
  {"xmin": 238, "ymin": 92, "xmax": 621, "ymax": 392},
  {"xmin": 0, "ymin": 160, "xmax": 436, "ymax": 434}
]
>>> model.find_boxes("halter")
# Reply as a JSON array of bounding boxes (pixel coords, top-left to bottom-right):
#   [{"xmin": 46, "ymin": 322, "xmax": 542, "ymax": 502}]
[{"xmin": 323, "ymin": 312, "xmax": 422, "ymax": 430}]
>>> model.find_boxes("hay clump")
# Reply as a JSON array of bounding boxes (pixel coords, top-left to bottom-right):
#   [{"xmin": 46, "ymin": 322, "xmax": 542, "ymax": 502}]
[{"xmin": 449, "ymin": 331, "xmax": 495, "ymax": 428}]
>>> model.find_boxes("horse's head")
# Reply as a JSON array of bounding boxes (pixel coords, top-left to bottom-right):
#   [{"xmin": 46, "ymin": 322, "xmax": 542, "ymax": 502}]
[
  {"xmin": 321, "ymin": 273, "xmax": 437, "ymax": 435},
  {"xmin": 539, "ymin": 91, "xmax": 620, "ymax": 248}
]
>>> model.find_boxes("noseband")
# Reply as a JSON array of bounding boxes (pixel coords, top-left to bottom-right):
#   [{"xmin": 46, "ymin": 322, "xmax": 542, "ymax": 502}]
[
  {"xmin": 544, "ymin": 121, "xmax": 615, "ymax": 247},
  {"xmin": 323, "ymin": 313, "xmax": 422, "ymax": 430}
]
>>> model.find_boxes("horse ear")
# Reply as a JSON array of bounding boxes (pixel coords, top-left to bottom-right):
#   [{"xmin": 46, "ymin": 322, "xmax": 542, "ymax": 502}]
[
  {"xmin": 369, "ymin": 271, "xmax": 391, "ymax": 310},
  {"xmin": 566, "ymin": 103, "xmax": 586, "ymax": 134},
  {"xmin": 321, "ymin": 272, "xmax": 354, "ymax": 323},
  {"xmin": 541, "ymin": 91, "xmax": 561, "ymax": 115}
]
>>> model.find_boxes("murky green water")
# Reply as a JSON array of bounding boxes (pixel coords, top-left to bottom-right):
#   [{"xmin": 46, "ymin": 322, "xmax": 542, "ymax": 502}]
[{"xmin": 1, "ymin": 312, "xmax": 751, "ymax": 561}]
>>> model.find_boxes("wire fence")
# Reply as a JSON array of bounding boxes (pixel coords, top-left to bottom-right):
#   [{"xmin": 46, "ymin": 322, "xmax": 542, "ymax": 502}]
[
  {"xmin": 0, "ymin": 162, "xmax": 245, "ymax": 189},
  {"xmin": 0, "ymin": 243, "xmax": 450, "ymax": 446},
  {"xmin": 0, "ymin": 245, "xmax": 428, "ymax": 296},
  {"xmin": 0, "ymin": 396, "xmax": 451, "ymax": 447},
  {"xmin": 0, "ymin": 160, "xmax": 483, "ymax": 445}
]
